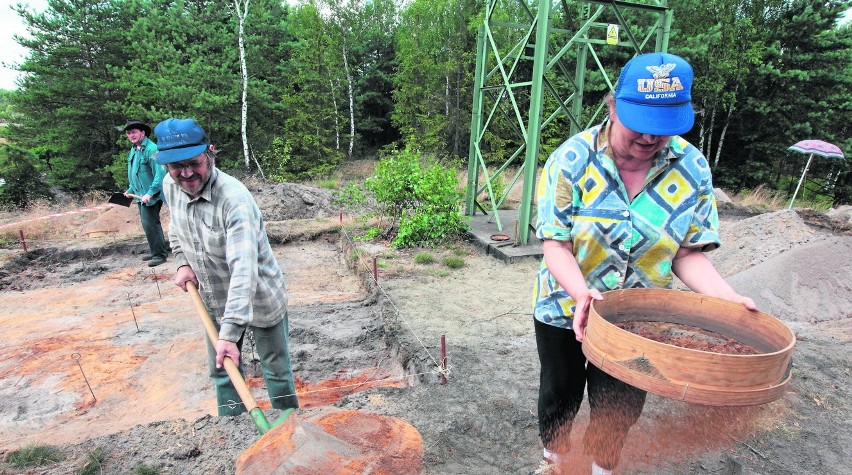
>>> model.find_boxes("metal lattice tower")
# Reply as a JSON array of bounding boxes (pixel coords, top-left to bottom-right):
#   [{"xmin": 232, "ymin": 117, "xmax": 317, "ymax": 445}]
[{"xmin": 465, "ymin": 0, "xmax": 672, "ymax": 245}]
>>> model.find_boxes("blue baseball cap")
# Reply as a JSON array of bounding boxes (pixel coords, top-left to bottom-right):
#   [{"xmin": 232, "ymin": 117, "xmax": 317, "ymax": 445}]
[
  {"xmin": 154, "ymin": 118, "xmax": 209, "ymax": 164},
  {"xmin": 614, "ymin": 52, "xmax": 694, "ymax": 136}
]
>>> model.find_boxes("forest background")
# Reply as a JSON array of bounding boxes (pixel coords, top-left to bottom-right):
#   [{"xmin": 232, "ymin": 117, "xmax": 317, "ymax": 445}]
[{"xmin": 0, "ymin": 0, "xmax": 850, "ymax": 213}]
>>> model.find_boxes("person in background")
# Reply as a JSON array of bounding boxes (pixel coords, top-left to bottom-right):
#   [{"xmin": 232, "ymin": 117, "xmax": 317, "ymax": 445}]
[
  {"xmin": 120, "ymin": 119, "xmax": 168, "ymax": 267},
  {"xmin": 531, "ymin": 52, "xmax": 756, "ymax": 475},
  {"xmin": 154, "ymin": 117, "xmax": 298, "ymax": 416}
]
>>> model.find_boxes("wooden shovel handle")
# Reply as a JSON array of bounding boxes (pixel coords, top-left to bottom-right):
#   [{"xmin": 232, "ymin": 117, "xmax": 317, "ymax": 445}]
[{"xmin": 186, "ymin": 282, "xmax": 259, "ymax": 412}]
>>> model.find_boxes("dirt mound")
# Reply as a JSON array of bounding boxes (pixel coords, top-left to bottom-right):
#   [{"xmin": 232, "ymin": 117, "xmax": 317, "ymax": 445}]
[
  {"xmin": 825, "ymin": 205, "xmax": 852, "ymax": 225},
  {"xmin": 729, "ymin": 236, "xmax": 852, "ymax": 323},
  {"xmin": 711, "ymin": 209, "xmax": 825, "ymax": 277},
  {"xmin": 244, "ymin": 180, "xmax": 341, "ymax": 221},
  {"xmin": 80, "ymin": 204, "xmax": 167, "ymax": 238}
]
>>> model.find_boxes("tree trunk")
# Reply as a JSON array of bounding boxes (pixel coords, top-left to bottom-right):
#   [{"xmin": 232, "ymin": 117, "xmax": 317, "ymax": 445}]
[
  {"xmin": 697, "ymin": 98, "xmax": 707, "ymax": 153},
  {"xmin": 235, "ymin": 0, "xmax": 250, "ymax": 170},
  {"xmin": 330, "ymin": 78, "xmax": 340, "ymax": 151},
  {"xmin": 343, "ymin": 42, "xmax": 354, "ymax": 159},
  {"xmin": 453, "ymin": 68, "xmax": 461, "ymax": 156},
  {"xmin": 706, "ymin": 107, "xmax": 716, "ymax": 166},
  {"xmin": 714, "ymin": 107, "xmax": 733, "ymax": 168}
]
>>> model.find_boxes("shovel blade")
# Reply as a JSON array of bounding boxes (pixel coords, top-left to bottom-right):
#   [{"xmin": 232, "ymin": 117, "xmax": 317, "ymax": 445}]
[
  {"xmin": 108, "ymin": 192, "xmax": 134, "ymax": 207},
  {"xmin": 236, "ymin": 409, "xmax": 424, "ymax": 475}
]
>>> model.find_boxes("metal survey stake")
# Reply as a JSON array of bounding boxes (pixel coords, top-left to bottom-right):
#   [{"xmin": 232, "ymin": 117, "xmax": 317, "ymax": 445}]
[
  {"xmin": 151, "ymin": 268, "xmax": 162, "ymax": 298},
  {"xmin": 127, "ymin": 292, "xmax": 140, "ymax": 331},
  {"xmin": 71, "ymin": 353, "xmax": 96, "ymax": 402}
]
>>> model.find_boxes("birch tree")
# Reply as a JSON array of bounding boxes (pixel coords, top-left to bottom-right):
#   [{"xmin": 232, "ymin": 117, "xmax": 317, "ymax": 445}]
[{"xmin": 234, "ymin": 0, "xmax": 252, "ymax": 170}]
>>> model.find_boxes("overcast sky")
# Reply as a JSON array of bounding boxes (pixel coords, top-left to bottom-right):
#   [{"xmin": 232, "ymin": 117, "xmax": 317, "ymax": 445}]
[
  {"xmin": 1, "ymin": 0, "xmax": 47, "ymax": 90},
  {"xmin": 1, "ymin": 1, "xmax": 850, "ymax": 91}
]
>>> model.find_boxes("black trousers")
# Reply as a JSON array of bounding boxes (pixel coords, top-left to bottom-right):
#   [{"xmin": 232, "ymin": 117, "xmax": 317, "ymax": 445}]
[{"xmin": 534, "ymin": 318, "xmax": 646, "ymax": 469}]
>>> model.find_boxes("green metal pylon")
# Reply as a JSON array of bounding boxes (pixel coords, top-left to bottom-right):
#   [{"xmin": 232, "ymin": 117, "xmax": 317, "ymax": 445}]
[{"xmin": 465, "ymin": 0, "xmax": 672, "ymax": 245}]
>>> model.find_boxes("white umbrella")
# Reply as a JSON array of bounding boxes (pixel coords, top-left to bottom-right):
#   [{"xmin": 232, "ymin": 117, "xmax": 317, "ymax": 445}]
[{"xmin": 787, "ymin": 139, "xmax": 845, "ymax": 209}]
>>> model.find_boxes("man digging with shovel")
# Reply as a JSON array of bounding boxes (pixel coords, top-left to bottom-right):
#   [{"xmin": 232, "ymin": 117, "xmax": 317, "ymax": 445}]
[{"xmin": 154, "ymin": 117, "xmax": 299, "ymax": 417}]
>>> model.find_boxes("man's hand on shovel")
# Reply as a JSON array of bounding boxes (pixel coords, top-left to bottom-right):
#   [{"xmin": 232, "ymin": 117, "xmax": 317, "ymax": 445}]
[{"xmin": 215, "ymin": 339, "xmax": 241, "ymax": 369}]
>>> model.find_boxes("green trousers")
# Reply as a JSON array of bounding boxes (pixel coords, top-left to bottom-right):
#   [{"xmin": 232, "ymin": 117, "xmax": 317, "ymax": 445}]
[
  {"xmin": 205, "ymin": 315, "xmax": 299, "ymax": 416},
  {"xmin": 138, "ymin": 201, "xmax": 168, "ymax": 259}
]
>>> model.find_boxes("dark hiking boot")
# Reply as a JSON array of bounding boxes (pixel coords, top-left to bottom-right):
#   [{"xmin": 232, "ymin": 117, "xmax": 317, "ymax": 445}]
[{"xmin": 148, "ymin": 256, "xmax": 166, "ymax": 267}]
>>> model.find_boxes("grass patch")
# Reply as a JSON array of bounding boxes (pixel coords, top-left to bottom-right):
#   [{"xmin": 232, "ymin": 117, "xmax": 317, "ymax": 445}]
[
  {"xmin": 731, "ymin": 185, "xmax": 785, "ymax": 211},
  {"xmin": 76, "ymin": 448, "xmax": 106, "ymax": 475},
  {"xmin": 377, "ymin": 260, "xmax": 389, "ymax": 269},
  {"xmin": 449, "ymin": 245, "xmax": 471, "ymax": 256},
  {"xmin": 414, "ymin": 252, "xmax": 435, "ymax": 264},
  {"xmin": 6, "ymin": 444, "xmax": 64, "ymax": 468},
  {"xmin": 135, "ymin": 462, "xmax": 162, "ymax": 474},
  {"xmin": 443, "ymin": 256, "xmax": 465, "ymax": 269},
  {"xmin": 318, "ymin": 179, "xmax": 338, "ymax": 190}
]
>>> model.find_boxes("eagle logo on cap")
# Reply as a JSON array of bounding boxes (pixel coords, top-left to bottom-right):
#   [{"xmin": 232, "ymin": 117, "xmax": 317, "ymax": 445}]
[{"xmin": 646, "ymin": 63, "xmax": 676, "ymax": 79}]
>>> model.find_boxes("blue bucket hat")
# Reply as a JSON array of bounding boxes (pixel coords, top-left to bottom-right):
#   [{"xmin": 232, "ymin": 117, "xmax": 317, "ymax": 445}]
[
  {"xmin": 154, "ymin": 118, "xmax": 209, "ymax": 165},
  {"xmin": 614, "ymin": 52, "xmax": 694, "ymax": 136}
]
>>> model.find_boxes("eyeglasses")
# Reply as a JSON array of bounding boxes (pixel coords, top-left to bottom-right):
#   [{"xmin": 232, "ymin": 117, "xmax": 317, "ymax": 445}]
[{"xmin": 166, "ymin": 155, "xmax": 209, "ymax": 172}]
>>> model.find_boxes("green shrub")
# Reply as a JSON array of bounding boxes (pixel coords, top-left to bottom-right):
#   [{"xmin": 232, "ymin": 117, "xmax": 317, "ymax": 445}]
[
  {"xmin": 365, "ymin": 145, "xmax": 467, "ymax": 247},
  {"xmin": 0, "ymin": 144, "xmax": 55, "ymax": 210},
  {"xmin": 414, "ymin": 252, "xmax": 435, "ymax": 264},
  {"xmin": 333, "ymin": 183, "xmax": 368, "ymax": 212},
  {"xmin": 354, "ymin": 226, "xmax": 382, "ymax": 242},
  {"xmin": 6, "ymin": 444, "xmax": 64, "ymax": 468},
  {"xmin": 76, "ymin": 448, "xmax": 106, "ymax": 475},
  {"xmin": 443, "ymin": 256, "xmax": 465, "ymax": 269},
  {"xmin": 365, "ymin": 146, "xmax": 421, "ymax": 223}
]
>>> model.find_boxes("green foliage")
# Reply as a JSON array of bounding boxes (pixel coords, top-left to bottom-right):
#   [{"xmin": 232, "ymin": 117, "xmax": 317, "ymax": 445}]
[
  {"xmin": 442, "ymin": 255, "xmax": 465, "ymax": 269},
  {"xmin": 672, "ymin": 0, "xmax": 851, "ymax": 204},
  {"xmin": 6, "ymin": 444, "xmax": 64, "ymax": 468},
  {"xmin": 332, "ymin": 182, "xmax": 368, "ymax": 211},
  {"xmin": 365, "ymin": 146, "xmax": 421, "ymax": 222},
  {"xmin": 0, "ymin": 144, "xmax": 54, "ymax": 210},
  {"xmin": 393, "ymin": 0, "xmax": 479, "ymax": 158},
  {"xmin": 0, "ymin": 90, "xmax": 16, "ymax": 122},
  {"xmin": 134, "ymin": 463, "xmax": 162, "ymax": 475},
  {"xmin": 76, "ymin": 448, "xmax": 106, "ymax": 475},
  {"xmin": 107, "ymin": 151, "xmax": 129, "ymax": 191},
  {"xmin": 1, "ymin": 0, "xmax": 849, "ymax": 208},
  {"xmin": 355, "ymin": 226, "xmax": 382, "ymax": 241},
  {"xmin": 480, "ymin": 170, "xmax": 507, "ymax": 209},
  {"xmin": 263, "ymin": 135, "xmax": 344, "ymax": 182},
  {"xmin": 365, "ymin": 146, "xmax": 468, "ymax": 247},
  {"xmin": 414, "ymin": 252, "xmax": 435, "ymax": 264}
]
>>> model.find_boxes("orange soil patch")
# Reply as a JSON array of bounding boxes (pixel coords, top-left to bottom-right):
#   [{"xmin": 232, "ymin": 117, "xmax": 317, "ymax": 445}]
[
  {"xmin": 0, "ymin": 272, "xmax": 212, "ymax": 450},
  {"xmin": 294, "ymin": 368, "xmax": 408, "ymax": 408},
  {"xmin": 235, "ymin": 408, "xmax": 423, "ymax": 475}
]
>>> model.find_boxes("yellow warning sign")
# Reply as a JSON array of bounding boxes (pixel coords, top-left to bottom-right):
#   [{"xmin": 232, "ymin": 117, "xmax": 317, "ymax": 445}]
[{"xmin": 607, "ymin": 25, "xmax": 619, "ymax": 45}]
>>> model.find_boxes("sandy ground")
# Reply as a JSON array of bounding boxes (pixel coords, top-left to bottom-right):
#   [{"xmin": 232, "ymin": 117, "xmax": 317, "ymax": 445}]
[{"xmin": 0, "ymin": 186, "xmax": 850, "ymax": 475}]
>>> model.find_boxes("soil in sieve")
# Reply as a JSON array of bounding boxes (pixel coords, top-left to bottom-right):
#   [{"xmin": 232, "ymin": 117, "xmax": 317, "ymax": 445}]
[{"xmin": 616, "ymin": 321, "xmax": 760, "ymax": 355}]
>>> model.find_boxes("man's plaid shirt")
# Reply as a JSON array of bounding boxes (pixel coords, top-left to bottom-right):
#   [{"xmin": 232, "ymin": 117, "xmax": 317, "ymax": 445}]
[{"xmin": 164, "ymin": 168, "xmax": 288, "ymax": 342}]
